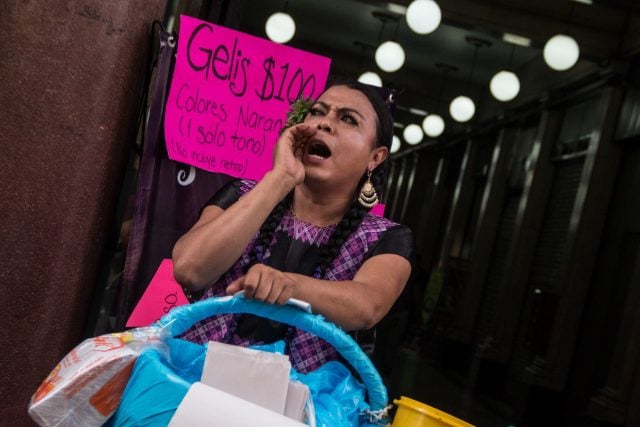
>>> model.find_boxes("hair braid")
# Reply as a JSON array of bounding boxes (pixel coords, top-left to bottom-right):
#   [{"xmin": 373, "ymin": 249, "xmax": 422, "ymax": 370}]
[
  {"xmin": 315, "ymin": 166, "xmax": 386, "ymax": 277},
  {"xmin": 247, "ymin": 191, "xmax": 293, "ymax": 269}
]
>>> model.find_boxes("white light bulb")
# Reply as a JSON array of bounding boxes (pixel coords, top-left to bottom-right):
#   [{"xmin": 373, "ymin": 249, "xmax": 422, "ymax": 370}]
[
  {"xmin": 358, "ymin": 71, "xmax": 383, "ymax": 87},
  {"xmin": 543, "ymin": 34, "xmax": 580, "ymax": 71},
  {"xmin": 490, "ymin": 70, "xmax": 520, "ymax": 102},
  {"xmin": 403, "ymin": 124, "xmax": 424, "ymax": 145},
  {"xmin": 375, "ymin": 41, "xmax": 405, "ymax": 73},
  {"xmin": 449, "ymin": 96, "xmax": 475, "ymax": 122},
  {"xmin": 391, "ymin": 135, "xmax": 401, "ymax": 153},
  {"xmin": 422, "ymin": 114, "xmax": 445, "ymax": 137},
  {"xmin": 265, "ymin": 12, "xmax": 296, "ymax": 44},
  {"xmin": 406, "ymin": 0, "xmax": 442, "ymax": 35}
]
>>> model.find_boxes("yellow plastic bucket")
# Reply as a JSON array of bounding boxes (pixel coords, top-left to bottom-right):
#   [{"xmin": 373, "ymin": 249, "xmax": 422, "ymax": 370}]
[{"xmin": 391, "ymin": 396, "xmax": 475, "ymax": 427}]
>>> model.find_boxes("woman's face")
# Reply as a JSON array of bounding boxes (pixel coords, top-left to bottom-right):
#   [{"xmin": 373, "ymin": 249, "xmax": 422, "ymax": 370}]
[{"xmin": 301, "ymin": 85, "xmax": 388, "ymax": 190}]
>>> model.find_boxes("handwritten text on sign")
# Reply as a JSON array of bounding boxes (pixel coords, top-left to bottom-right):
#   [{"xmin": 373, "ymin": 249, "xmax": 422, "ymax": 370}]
[
  {"xmin": 126, "ymin": 259, "xmax": 189, "ymax": 327},
  {"xmin": 164, "ymin": 16, "xmax": 332, "ymax": 180}
]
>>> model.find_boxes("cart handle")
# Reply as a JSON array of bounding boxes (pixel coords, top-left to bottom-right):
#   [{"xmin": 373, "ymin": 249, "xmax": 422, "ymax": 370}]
[{"xmin": 155, "ymin": 295, "xmax": 388, "ymax": 411}]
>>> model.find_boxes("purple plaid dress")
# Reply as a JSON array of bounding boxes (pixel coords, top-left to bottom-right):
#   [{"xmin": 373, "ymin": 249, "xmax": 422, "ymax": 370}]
[{"xmin": 182, "ymin": 179, "xmax": 413, "ymax": 373}]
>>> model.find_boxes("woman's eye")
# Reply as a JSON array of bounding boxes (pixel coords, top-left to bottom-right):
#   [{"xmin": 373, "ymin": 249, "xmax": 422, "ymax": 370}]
[
  {"xmin": 308, "ymin": 106, "xmax": 324, "ymax": 116},
  {"xmin": 342, "ymin": 114, "xmax": 357, "ymax": 125}
]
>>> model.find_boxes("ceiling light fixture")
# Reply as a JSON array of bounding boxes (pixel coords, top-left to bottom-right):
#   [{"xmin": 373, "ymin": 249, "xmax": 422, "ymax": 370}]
[
  {"xmin": 450, "ymin": 36, "xmax": 490, "ymax": 123},
  {"xmin": 265, "ymin": 2, "xmax": 296, "ymax": 44},
  {"xmin": 358, "ymin": 71, "xmax": 383, "ymax": 87},
  {"xmin": 423, "ymin": 114, "xmax": 445, "ymax": 137},
  {"xmin": 386, "ymin": 3, "xmax": 408, "ymax": 15},
  {"xmin": 354, "ymin": 41, "xmax": 383, "ymax": 87},
  {"xmin": 409, "ymin": 108, "xmax": 428, "ymax": 116},
  {"xmin": 502, "ymin": 33, "xmax": 531, "ymax": 47},
  {"xmin": 376, "ymin": 41, "xmax": 405, "ymax": 72},
  {"xmin": 449, "ymin": 96, "xmax": 476, "ymax": 123},
  {"xmin": 490, "ymin": 71, "xmax": 520, "ymax": 102},
  {"xmin": 423, "ymin": 62, "xmax": 456, "ymax": 137},
  {"xmin": 406, "ymin": 0, "xmax": 441, "ymax": 35},
  {"xmin": 490, "ymin": 44, "xmax": 520, "ymax": 102},
  {"xmin": 543, "ymin": 3, "xmax": 580, "ymax": 71},
  {"xmin": 403, "ymin": 124, "xmax": 424, "ymax": 145},
  {"xmin": 391, "ymin": 135, "xmax": 402, "ymax": 153},
  {"xmin": 373, "ymin": 11, "xmax": 405, "ymax": 73},
  {"xmin": 543, "ymin": 34, "xmax": 580, "ymax": 71}
]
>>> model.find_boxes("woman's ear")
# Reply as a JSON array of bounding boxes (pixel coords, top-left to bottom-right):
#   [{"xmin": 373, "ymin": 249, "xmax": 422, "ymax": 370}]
[{"xmin": 368, "ymin": 146, "xmax": 389, "ymax": 171}]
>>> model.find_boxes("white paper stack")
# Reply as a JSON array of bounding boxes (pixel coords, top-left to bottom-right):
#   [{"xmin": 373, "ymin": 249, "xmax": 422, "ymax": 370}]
[
  {"xmin": 169, "ymin": 341, "xmax": 311, "ymax": 426},
  {"xmin": 284, "ymin": 381, "xmax": 311, "ymax": 422},
  {"xmin": 201, "ymin": 341, "xmax": 292, "ymax": 413},
  {"xmin": 169, "ymin": 382, "xmax": 307, "ymax": 427}
]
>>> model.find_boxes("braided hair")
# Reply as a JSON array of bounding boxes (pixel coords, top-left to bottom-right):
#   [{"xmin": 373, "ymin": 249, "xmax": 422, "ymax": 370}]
[
  {"xmin": 247, "ymin": 191, "xmax": 293, "ymax": 267},
  {"xmin": 313, "ymin": 164, "xmax": 386, "ymax": 277},
  {"xmin": 247, "ymin": 80, "xmax": 394, "ymax": 276}
]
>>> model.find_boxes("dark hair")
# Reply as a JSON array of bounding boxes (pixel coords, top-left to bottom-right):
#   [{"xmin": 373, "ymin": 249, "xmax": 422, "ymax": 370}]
[{"xmin": 248, "ymin": 79, "xmax": 394, "ymax": 276}]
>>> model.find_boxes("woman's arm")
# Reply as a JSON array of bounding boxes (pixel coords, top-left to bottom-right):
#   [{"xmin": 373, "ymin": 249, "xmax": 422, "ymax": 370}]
[
  {"xmin": 172, "ymin": 124, "xmax": 314, "ymax": 290},
  {"xmin": 172, "ymin": 173, "xmax": 292, "ymax": 290},
  {"xmin": 225, "ymin": 253, "xmax": 411, "ymax": 331}
]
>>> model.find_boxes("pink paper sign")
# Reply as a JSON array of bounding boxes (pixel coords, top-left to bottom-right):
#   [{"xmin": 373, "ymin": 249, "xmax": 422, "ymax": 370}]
[
  {"xmin": 126, "ymin": 259, "xmax": 190, "ymax": 327},
  {"xmin": 164, "ymin": 15, "xmax": 332, "ymax": 180}
]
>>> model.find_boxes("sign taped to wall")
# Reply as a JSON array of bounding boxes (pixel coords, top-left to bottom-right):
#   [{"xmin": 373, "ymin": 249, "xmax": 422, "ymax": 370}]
[{"xmin": 164, "ymin": 15, "xmax": 332, "ymax": 180}]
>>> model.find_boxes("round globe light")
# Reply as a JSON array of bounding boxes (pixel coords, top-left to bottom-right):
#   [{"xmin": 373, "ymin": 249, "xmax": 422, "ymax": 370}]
[
  {"xmin": 391, "ymin": 135, "xmax": 401, "ymax": 153},
  {"xmin": 490, "ymin": 70, "xmax": 520, "ymax": 102},
  {"xmin": 449, "ymin": 96, "xmax": 476, "ymax": 122},
  {"xmin": 543, "ymin": 34, "xmax": 580, "ymax": 71},
  {"xmin": 403, "ymin": 124, "xmax": 424, "ymax": 145},
  {"xmin": 406, "ymin": 0, "xmax": 442, "ymax": 35},
  {"xmin": 422, "ymin": 114, "xmax": 445, "ymax": 137},
  {"xmin": 358, "ymin": 71, "xmax": 383, "ymax": 87},
  {"xmin": 375, "ymin": 41, "xmax": 405, "ymax": 73},
  {"xmin": 265, "ymin": 12, "xmax": 296, "ymax": 44}
]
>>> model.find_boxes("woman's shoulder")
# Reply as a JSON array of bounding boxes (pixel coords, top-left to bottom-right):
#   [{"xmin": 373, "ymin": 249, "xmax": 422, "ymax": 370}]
[
  {"xmin": 347, "ymin": 213, "xmax": 413, "ymax": 248},
  {"xmin": 359, "ymin": 214, "xmax": 414, "ymax": 260}
]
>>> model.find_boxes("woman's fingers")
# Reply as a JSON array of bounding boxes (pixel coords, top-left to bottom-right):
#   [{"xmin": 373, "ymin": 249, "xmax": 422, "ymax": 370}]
[
  {"xmin": 226, "ymin": 265, "xmax": 296, "ymax": 305},
  {"xmin": 280, "ymin": 124, "xmax": 313, "ymax": 150},
  {"xmin": 289, "ymin": 123, "xmax": 315, "ymax": 138},
  {"xmin": 241, "ymin": 267, "xmax": 262, "ymax": 298},
  {"xmin": 267, "ymin": 285, "xmax": 285, "ymax": 304},
  {"xmin": 225, "ymin": 276, "xmax": 242, "ymax": 295},
  {"xmin": 253, "ymin": 272, "xmax": 274, "ymax": 302},
  {"xmin": 275, "ymin": 285, "xmax": 293, "ymax": 305},
  {"xmin": 287, "ymin": 124, "xmax": 315, "ymax": 152}
]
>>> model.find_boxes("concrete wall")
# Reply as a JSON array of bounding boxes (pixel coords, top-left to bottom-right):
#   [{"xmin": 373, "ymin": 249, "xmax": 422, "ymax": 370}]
[{"xmin": 0, "ymin": 1, "xmax": 165, "ymax": 424}]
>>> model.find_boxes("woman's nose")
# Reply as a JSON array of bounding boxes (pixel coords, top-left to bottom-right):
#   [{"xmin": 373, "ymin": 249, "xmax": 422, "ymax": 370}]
[{"xmin": 316, "ymin": 120, "xmax": 333, "ymax": 134}]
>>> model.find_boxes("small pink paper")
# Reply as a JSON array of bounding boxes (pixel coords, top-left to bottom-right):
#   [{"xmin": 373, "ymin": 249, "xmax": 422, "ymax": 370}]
[
  {"xmin": 370, "ymin": 203, "xmax": 385, "ymax": 217},
  {"xmin": 126, "ymin": 259, "xmax": 189, "ymax": 327}
]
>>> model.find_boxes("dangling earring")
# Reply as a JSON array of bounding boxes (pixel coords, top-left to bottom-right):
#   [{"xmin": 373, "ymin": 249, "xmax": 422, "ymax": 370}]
[{"xmin": 358, "ymin": 169, "xmax": 379, "ymax": 208}]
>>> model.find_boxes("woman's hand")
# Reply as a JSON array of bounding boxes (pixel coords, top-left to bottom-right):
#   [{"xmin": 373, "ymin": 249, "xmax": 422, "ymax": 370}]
[
  {"xmin": 226, "ymin": 264, "xmax": 297, "ymax": 304},
  {"xmin": 272, "ymin": 124, "xmax": 315, "ymax": 186}
]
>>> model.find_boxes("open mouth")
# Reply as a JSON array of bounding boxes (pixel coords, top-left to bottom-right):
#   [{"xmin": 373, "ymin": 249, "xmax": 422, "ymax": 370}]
[{"xmin": 307, "ymin": 141, "xmax": 332, "ymax": 159}]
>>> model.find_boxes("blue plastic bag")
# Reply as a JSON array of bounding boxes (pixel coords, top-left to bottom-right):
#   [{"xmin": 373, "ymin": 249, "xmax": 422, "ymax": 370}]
[
  {"xmin": 105, "ymin": 339, "xmax": 203, "ymax": 427},
  {"xmin": 108, "ymin": 296, "xmax": 389, "ymax": 426},
  {"xmin": 292, "ymin": 361, "xmax": 368, "ymax": 427}
]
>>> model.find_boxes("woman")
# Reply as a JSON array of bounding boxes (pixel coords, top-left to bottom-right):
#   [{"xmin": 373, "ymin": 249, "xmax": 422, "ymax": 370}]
[{"xmin": 172, "ymin": 80, "xmax": 413, "ymax": 373}]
